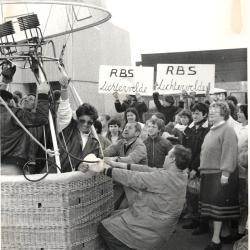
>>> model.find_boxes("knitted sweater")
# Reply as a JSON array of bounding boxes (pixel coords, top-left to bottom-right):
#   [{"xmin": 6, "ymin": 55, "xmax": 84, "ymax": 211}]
[{"xmin": 199, "ymin": 122, "xmax": 238, "ymax": 177}]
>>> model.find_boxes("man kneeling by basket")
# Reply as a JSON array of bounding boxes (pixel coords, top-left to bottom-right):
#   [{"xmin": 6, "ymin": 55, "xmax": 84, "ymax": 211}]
[{"xmin": 79, "ymin": 145, "xmax": 191, "ymax": 250}]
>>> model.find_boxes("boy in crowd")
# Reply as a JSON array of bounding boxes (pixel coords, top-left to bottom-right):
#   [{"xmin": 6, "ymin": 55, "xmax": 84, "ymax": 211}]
[
  {"xmin": 143, "ymin": 117, "xmax": 172, "ymax": 168},
  {"xmin": 106, "ymin": 118, "xmax": 123, "ymax": 144},
  {"xmin": 153, "ymin": 92, "xmax": 179, "ymax": 125},
  {"xmin": 98, "ymin": 114, "xmax": 110, "ymax": 137}
]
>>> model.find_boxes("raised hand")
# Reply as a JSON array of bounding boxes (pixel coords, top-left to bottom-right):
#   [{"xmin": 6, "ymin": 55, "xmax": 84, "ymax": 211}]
[
  {"xmin": 112, "ymin": 91, "xmax": 119, "ymax": 100},
  {"xmin": 59, "ymin": 76, "xmax": 70, "ymax": 89},
  {"xmin": 135, "ymin": 92, "xmax": 143, "ymax": 102}
]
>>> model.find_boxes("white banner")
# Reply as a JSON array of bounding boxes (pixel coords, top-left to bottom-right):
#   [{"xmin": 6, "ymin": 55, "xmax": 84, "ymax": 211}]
[
  {"xmin": 98, "ymin": 65, "xmax": 154, "ymax": 96},
  {"xmin": 155, "ymin": 64, "xmax": 215, "ymax": 94}
]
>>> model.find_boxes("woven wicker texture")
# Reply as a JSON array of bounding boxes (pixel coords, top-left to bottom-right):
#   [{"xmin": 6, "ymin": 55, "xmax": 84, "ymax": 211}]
[{"xmin": 1, "ymin": 171, "xmax": 114, "ymax": 250}]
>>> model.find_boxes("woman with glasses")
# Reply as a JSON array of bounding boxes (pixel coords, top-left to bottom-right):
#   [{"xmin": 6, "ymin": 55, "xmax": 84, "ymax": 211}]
[
  {"xmin": 57, "ymin": 77, "xmax": 101, "ymax": 172},
  {"xmin": 199, "ymin": 102, "xmax": 239, "ymax": 250}
]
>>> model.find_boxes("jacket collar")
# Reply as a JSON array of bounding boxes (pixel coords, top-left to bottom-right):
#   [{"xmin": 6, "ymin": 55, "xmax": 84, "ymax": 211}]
[
  {"xmin": 124, "ymin": 137, "xmax": 138, "ymax": 146},
  {"xmin": 147, "ymin": 135, "xmax": 161, "ymax": 142},
  {"xmin": 188, "ymin": 119, "xmax": 209, "ymax": 129},
  {"xmin": 211, "ymin": 120, "xmax": 226, "ymax": 130}
]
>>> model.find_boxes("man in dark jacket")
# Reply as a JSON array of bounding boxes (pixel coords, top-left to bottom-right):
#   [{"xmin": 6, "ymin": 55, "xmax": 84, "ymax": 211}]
[
  {"xmin": 144, "ymin": 117, "xmax": 172, "ymax": 168},
  {"xmin": 182, "ymin": 102, "xmax": 210, "ymax": 235},
  {"xmin": 1, "ymin": 81, "xmax": 50, "ymax": 175},
  {"xmin": 153, "ymin": 92, "xmax": 179, "ymax": 125},
  {"xmin": 113, "ymin": 92, "xmax": 148, "ymax": 123}
]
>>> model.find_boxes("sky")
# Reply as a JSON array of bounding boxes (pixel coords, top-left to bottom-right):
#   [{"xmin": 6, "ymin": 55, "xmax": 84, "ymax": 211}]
[
  {"xmin": 1, "ymin": 0, "xmax": 249, "ymax": 65},
  {"xmin": 105, "ymin": 0, "xmax": 249, "ymax": 63}
]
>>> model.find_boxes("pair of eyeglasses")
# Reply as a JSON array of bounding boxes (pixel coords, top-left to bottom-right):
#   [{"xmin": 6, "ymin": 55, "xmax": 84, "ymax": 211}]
[
  {"xmin": 78, "ymin": 119, "xmax": 93, "ymax": 126},
  {"xmin": 209, "ymin": 108, "xmax": 220, "ymax": 113}
]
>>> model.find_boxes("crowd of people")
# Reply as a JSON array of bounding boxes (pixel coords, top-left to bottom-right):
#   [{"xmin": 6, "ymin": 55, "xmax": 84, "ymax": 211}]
[{"xmin": 0, "ymin": 74, "xmax": 248, "ymax": 250}]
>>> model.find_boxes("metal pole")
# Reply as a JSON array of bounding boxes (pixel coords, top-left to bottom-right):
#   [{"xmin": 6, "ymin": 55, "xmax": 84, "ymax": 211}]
[
  {"xmin": 39, "ymin": 63, "xmax": 61, "ymax": 172},
  {"xmin": 48, "ymin": 110, "xmax": 61, "ymax": 172}
]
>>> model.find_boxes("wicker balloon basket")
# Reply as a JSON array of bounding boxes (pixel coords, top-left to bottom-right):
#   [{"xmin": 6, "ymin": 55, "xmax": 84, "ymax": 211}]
[{"xmin": 1, "ymin": 171, "xmax": 114, "ymax": 250}]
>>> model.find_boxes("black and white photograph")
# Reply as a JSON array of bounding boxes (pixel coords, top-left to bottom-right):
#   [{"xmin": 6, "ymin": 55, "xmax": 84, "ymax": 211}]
[{"xmin": 0, "ymin": 1, "xmax": 249, "ymax": 250}]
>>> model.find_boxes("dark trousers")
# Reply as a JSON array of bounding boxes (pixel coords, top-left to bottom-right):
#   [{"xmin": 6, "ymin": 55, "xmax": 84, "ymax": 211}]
[
  {"xmin": 186, "ymin": 190, "xmax": 199, "ymax": 220},
  {"xmin": 98, "ymin": 223, "xmax": 135, "ymax": 250},
  {"xmin": 238, "ymin": 178, "xmax": 248, "ymax": 234},
  {"xmin": 186, "ymin": 190, "xmax": 208, "ymax": 228}
]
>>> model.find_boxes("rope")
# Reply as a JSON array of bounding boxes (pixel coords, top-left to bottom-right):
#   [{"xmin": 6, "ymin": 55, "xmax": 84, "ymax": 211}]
[
  {"xmin": 42, "ymin": 125, "xmax": 49, "ymax": 173},
  {"xmin": 65, "ymin": 5, "xmax": 74, "ymax": 32},
  {"xmin": 42, "ymin": 4, "xmax": 53, "ymax": 37},
  {"xmin": 0, "ymin": 96, "xmax": 56, "ymax": 156},
  {"xmin": 23, "ymin": 158, "xmax": 61, "ymax": 182},
  {"xmin": 61, "ymin": 132, "xmax": 74, "ymax": 172},
  {"xmin": 62, "ymin": 5, "xmax": 81, "ymax": 50}
]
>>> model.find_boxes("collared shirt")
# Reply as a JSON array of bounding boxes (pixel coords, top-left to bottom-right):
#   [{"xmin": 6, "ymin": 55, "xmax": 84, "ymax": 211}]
[
  {"xmin": 174, "ymin": 123, "xmax": 187, "ymax": 132},
  {"xmin": 80, "ymin": 131, "xmax": 90, "ymax": 150}
]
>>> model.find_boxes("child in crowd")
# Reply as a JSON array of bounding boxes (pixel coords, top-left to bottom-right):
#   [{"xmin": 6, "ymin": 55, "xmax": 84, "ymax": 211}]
[
  {"xmin": 93, "ymin": 120, "xmax": 111, "ymax": 150},
  {"xmin": 98, "ymin": 114, "xmax": 111, "ymax": 137},
  {"xmin": 106, "ymin": 118, "xmax": 123, "ymax": 144},
  {"xmin": 143, "ymin": 118, "xmax": 172, "ymax": 168},
  {"xmin": 124, "ymin": 107, "xmax": 144, "ymax": 129},
  {"xmin": 172, "ymin": 109, "xmax": 192, "ymax": 144},
  {"xmin": 163, "ymin": 110, "xmax": 192, "ymax": 145}
]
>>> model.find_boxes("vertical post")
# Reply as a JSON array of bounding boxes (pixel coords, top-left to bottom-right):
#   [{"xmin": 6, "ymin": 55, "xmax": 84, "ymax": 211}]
[
  {"xmin": 39, "ymin": 63, "xmax": 61, "ymax": 172},
  {"xmin": 48, "ymin": 110, "xmax": 61, "ymax": 172}
]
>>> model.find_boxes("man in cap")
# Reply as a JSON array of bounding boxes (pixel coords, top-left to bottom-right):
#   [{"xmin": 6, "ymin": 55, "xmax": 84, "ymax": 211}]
[
  {"xmin": 153, "ymin": 92, "xmax": 179, "ymax": 125},
  {"xmin": 113, "ymin": 92, "xmax": 148, "ymax": 123}
]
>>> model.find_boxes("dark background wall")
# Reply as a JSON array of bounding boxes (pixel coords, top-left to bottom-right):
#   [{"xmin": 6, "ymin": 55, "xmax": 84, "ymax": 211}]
[{"xmin": 138, "ymin": 48, "xmax": 247, "ymax": 83}]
